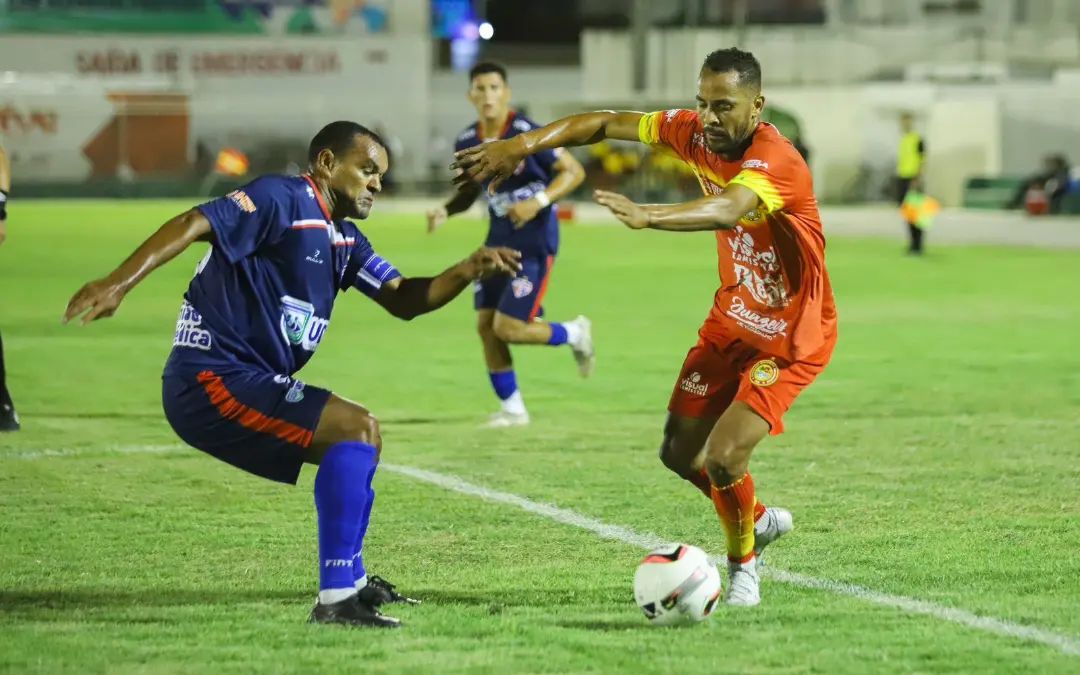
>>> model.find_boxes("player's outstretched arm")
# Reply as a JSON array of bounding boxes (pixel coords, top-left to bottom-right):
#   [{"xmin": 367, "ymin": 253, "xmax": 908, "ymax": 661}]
[
  {"xmin": 373, "ymin": 247, "xmax": 522, "ymax": 321},
  {"xmin": 593, "ymin": 185, "xmax": 760, "ymax": 232},
  {"xmin": 63, "ymin": 209, "xmax": 212, "ymax": 325},
  {"xmin": 427, "ymin": 182, "xmax": 482, "ymax": 233},
  {"xmin": 452, "ymin": 111, "xmax": 644, "ymax": 188}
]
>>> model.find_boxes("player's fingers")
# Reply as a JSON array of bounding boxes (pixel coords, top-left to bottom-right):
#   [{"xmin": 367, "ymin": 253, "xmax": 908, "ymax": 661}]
[
  {"xmin": 493, "ymin": 246, "xmax": 522, "ymax": 262},
  {"xmin": 83, "ymin": 300, "xmax": 117, "ymax": 325},
  {"xmin": 451, "ymin": 147, "xmax": 481, "ymax": 167},
  {"xmin": 63, "ymin": 290, "xmax": 93, "ymax": 323}
]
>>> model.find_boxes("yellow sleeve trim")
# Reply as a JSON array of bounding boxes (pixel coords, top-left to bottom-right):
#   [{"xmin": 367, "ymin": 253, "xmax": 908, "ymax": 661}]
[
  {"xmin": 638, "ymin": 112, "xmax": 662, "ymax": 146},
  {"xmin": 728, "ymin": 169, "xmax": 783, "ymax": 213}
]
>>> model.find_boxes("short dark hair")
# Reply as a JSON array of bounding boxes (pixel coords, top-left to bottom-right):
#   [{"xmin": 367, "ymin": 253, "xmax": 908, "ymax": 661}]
[
  {"xmin": 307, "ymin": 121, "xmax": 387, "ymax": 164},
  {"xmin": 701, "ymin": 48, "xmax": 761, "ymax": 91},
  {"xmin": 469, "ymin": 61, "xmax": 508, "ymax": 84}
]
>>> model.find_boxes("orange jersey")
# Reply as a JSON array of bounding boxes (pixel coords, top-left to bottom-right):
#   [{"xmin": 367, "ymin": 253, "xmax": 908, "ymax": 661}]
[{"xmin": 638, "ymin": 111, "xmax": 837, "ymax": 362}]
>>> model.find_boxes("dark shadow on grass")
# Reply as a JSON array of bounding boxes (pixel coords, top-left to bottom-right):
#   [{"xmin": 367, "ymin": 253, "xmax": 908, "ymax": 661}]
[
  {"xmin": 555, "ymin": 617, "xmax": 650, "ymax": 631},
  {"xmin": 381, "ymin": 415, "xmax": 477, "ymax": 426},
  {"xmin": 24, "ymin": 412, "xmax": 164, "ymax": 421},
  {"xmin": 414, "ymin": 587, "xmax": 627, "ymax": 609},
  {"xmin": 0, "ymin": 589, "xmax": 312, "ymax": 614}
]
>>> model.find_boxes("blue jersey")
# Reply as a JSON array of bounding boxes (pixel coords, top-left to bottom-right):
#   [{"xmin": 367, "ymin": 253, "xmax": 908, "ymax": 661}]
[
  {"xmin": 163, "ymin": 174, "xmax": 401, "ymax": 377},
  {"xmin": 454, "ymin": 111, "xmax": 560, "ymax": 257}
]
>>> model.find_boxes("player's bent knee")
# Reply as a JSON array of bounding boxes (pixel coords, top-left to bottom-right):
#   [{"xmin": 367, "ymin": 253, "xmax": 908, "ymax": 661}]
[
  {"xmin": 704, "ymin": 440, "xmax": 751, "ymax": 485},
  {"xmin": 340, "ymin": 413, "xmax": 381, "ymax": 451},
  {"xmin": 658, "ymin": 435, "xmax": 693, "ymax": 476}
]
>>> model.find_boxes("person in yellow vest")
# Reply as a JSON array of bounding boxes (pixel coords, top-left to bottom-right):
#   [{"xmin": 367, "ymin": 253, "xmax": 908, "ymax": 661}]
[{"xmin": 895, "ymin": 112, "xmax": 926, "ymax": 254}]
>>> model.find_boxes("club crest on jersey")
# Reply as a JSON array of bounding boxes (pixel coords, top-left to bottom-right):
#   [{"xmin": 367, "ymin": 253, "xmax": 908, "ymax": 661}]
[
  {"xmin": 284, "ymin": 379, "xmax": 306, "ymax": 403},
  {"xmin": 511, "ymin": 277, "xmax": 534, "ymax": 299},
  {"xmin": 226, "ymin": 190, "xmax": 256, "ymax": 213},
  {"xmin": 749, "ymin": 359, "xmax": 780, "ymax": 387},
  {"xmin": 280, "ymin": 295, "xmax": 329, "ymax": 352}
]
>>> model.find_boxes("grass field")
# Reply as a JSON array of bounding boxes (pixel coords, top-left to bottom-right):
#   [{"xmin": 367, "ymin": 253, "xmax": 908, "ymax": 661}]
[{"xmin": 1, "ymin": 200, "xmax": 1078, "ymax": 673}]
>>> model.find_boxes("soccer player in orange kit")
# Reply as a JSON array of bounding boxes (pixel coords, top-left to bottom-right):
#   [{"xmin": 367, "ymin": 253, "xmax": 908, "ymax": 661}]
[{"xmin": 453, "ymin": 48, "xmax": 837, "ymax": 607}]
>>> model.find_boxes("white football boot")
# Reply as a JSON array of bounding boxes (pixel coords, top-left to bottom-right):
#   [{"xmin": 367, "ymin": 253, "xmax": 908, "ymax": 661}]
[
  {"xmin": 724, "ymin": 556, "xmax": 761, "ymax": 607},
  {"xmin": 567, "ymin": 315, "xmax": 595, "ymax": 378},
  {"xmin": 482, "ymin": 410, "xmax": 530, "ymax": 428},
  {"xmin": 753, "ymin": 507, "xmax": 793, "ymax": 562}
]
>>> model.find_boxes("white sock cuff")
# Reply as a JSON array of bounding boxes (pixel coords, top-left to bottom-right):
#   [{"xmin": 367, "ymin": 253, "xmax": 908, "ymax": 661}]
[
  {"xmin": 318, "ymin": 588, "xmax": 358, "ymax": 605},
  {"xmin": 355, "ymin": 575, "xmax": 368, "ymax": 590},
  {"xmin": 563, "ymin": 320, "xmax": 583, "ymax": 346},
  {"xmin": 501, "ymin": 390, "xmax": 527, "ymax": 415}
]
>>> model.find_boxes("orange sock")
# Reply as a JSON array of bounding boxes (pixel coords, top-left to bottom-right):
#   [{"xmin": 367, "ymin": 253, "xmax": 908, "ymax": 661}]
[
  {"xmin": 710, "ymin": 473, "xmax": 757, "ymax": 563},
  {"xmin": 706, "ymin": 469, "xmax": 767, "ymax": 519}
]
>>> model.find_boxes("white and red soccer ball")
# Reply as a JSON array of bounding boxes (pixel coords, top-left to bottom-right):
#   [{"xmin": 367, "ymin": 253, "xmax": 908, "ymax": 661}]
[{"xmin": 633, "ymin": 543, "xmax": 722, "ymax": 626}]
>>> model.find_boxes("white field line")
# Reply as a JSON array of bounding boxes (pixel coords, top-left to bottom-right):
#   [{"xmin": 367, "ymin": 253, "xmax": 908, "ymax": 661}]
[
  {"xmin": 381, "ymin": 463, "xmax": 1080, "ymax": 658},
  {"xmin": 7, "ymin": 445, "xmax": 1077, "ymax": 656}
]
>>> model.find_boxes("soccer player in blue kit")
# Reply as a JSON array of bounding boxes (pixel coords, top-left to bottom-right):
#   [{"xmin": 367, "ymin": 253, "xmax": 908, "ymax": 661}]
[
  {"xmin": 427, "ymin": 62, "xmax": 594, "ymax": 428},
  {"xmin": 63, "ymin": 121, "xmax": 522, "ymax": 628}
]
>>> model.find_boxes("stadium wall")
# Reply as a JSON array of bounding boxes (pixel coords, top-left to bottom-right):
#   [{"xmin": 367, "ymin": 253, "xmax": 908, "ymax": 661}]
[{"xmin": 0, "ymin": 34, "xmax": 432, "ymax": 184}]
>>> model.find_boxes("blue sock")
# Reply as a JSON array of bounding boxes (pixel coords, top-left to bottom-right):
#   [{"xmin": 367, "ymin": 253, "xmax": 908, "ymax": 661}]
[
  {"xmin": 547, "ymin": 323, "xmax": 568, "ymax": 346},
  {"xmin": 352, "ymin": 462, "xmax": 378, "ymax": 585},
  {"xmin": 488, "ymin": 370, "xmax": 518, "ymax": 401},
  {"xmin": 314, "ymin": 441, "xmax": 378, "ymax": 595}
]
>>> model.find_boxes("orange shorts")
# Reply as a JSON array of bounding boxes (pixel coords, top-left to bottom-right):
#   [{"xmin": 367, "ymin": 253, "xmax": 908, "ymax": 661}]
[{"xmin": 667, "ymin": 336, "xmax": 833, "ymax": 435}]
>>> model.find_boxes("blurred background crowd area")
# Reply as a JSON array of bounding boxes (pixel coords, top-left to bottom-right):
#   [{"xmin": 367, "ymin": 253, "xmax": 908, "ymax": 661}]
[{"xmin": 2, "ymin": 0, "xmax": 1079, "ymax": 214}]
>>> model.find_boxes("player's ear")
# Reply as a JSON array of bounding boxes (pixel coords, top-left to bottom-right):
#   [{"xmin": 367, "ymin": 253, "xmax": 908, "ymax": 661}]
[
  {"xmin": 753, "ymin": 94, "xmax": 765, "ymax": 116},
  {"xmin": 313, "ymin": 148, "xmax": 336, "ymax": 178}
]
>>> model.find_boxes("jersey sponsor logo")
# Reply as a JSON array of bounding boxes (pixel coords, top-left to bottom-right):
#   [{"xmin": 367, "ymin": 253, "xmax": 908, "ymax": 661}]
[
  {"xmin": 725, "ymin": 296, "xmax": 788, "ymax": 340},
  {"xmin": 280, "ymin": 295, "xmax": 329, "ymax": 352},
  {"xmin": 173, "ymin": 301, "xmax": 213, "ymax": 351},
  {"xmin": 665, "ymin": 108, "xmax": 679, "ymax": 120},
  {"xmin": 741, "ymin": 159, "xmax": 769, "ymax": 170},
  {"xmin": 749, "ymin": 359, "xmax": 780, "ymax": 387},
  {"xmin": 679, "ymin": 371, "xmax": 709, "ymax": 396},
  {"xmin": 226, "ymin": 189, "xmax": 256, "ymax": 213},
  {"xmin": 305, "ymin": 248, "xmax": 324, "ymax": 265},
  {"xmin": 511, "ymin": 276, "xmax": 534, "ymax": 299},
  {"xmin": 727, "ymin": 225, "xmax": 786, "ymax": 307}
]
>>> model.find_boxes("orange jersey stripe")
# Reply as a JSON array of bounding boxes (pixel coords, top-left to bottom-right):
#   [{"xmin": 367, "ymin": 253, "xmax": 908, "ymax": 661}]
[
  {"xmin": 196, "ymin": 370, "xmax": 314, "ymax": 448},
  {"xmin": 528, "ymin": 255, "xmax": 555, "ymax": 322}
]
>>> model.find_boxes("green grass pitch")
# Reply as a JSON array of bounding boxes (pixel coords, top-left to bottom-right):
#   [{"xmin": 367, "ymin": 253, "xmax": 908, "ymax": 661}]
[{"xmin": 1, "ymin": 200, "xmax": 1078, "ymax": 673}]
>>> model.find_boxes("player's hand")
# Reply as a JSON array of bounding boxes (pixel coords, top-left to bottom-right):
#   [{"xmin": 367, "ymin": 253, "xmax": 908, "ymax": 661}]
[
  {"xmin": 594, "ymin": 190, "xmax": 650, "ymax": 230},
  {"xmin": 451, "ymin": 138, "xmax": 525, "ymax": 192},
  {"xmin": 463, "ymin": 246, "xmax": 522, "ymax": 280},
  {"xmin": 426, "ymin": 205, "xmax": 448, "ymax": 233},
  {"xmin": 507, "ymin": 198, "xmax": 542, "ymax": 228},
  {"xmin": 63, "ymin": 277, "xmax": 128, "ymax": 325}
]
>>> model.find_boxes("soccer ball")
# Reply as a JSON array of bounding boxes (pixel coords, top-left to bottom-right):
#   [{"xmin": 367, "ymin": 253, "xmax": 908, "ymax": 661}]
[{"xmin": 633, "ymin": 543, "xmax": 722, "ymax": 626}]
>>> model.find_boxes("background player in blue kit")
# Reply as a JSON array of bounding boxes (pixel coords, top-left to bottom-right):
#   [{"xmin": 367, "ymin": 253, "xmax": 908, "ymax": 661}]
[
  {"xmin": 427, "ymin": 62, "xmax": 594, "ymax": 428},
  {"xmin": 63, "ymin": 121, "xmax": 522, "ymax": 629}
]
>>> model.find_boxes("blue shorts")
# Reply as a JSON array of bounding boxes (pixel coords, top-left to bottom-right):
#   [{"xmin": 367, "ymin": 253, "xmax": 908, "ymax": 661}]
[
  {"xmin": 162, "ymin": 366, "xmax": 331, "ymax": 485},
  {"xmin": 474, "ymin": 255, "xmax": 554, "ymax": 321}
]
